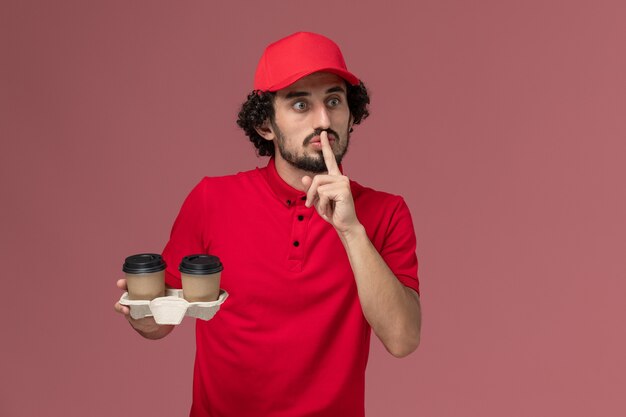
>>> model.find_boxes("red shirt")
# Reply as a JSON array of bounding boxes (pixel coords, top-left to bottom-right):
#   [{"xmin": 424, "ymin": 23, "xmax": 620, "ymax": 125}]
[{"xmin": 162, "ymin": 158, "xmax": 419, "ymax": 417}]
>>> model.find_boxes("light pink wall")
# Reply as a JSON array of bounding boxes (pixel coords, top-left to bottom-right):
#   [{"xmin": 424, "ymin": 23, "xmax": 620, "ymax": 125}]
[{"xmin": 2, "ymin": 1, "xmax": 624, "ymax": 416}]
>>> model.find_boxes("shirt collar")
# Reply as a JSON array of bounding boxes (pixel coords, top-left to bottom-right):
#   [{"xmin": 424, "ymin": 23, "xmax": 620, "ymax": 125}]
[{"xmin": 259, "ymin": 157, "xmax": 344, "ymax": 208}]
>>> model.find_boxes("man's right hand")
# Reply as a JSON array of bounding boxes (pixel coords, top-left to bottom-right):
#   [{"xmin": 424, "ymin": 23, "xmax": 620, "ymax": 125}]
[{"xmin": 114, "ymin": 278, "xmax": 174, "ymax": 339}]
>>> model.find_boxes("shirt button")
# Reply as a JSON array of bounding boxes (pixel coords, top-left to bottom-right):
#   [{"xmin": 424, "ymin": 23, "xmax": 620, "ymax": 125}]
[
  {"xmin": 300, "ymin": 196, "xmax": 306, "ymax": 201},
  {"xmin": 293, "ymin": 241, "xmax": 300, "ymax": 247},
  {"xmin": 297, "ymin": 215, "xmax": 304, "ymax": 221},
  {"xmin": 286, "ymin": 199, "xmax": 291, "ymax": 206}
]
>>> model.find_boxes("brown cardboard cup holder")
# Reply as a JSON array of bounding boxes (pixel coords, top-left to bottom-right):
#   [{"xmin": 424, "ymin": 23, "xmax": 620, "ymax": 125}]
[{"xmin": 119, "ymin": 289, "xmax": 228, "ymax": 325}]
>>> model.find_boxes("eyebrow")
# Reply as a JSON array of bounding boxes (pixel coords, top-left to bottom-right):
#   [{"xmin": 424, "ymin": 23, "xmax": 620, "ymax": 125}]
[
  {"xmin": 283, "ymin": 85, "xmax": 347, "ymax": 99},
  {"xmin": 326, "ymin": 86, "xmax": 346, "ymax": 94},
  {"xmin": 284, "ymin": 91, "xmax": 310, "ymax": 99}
]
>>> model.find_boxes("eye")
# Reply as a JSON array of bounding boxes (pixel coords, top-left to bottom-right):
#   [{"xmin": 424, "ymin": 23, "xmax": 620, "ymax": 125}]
[
  {"xmin": 327, "ymin": 97, "xmax": 341, "ymax": 107},
  {"xmin": 292, "ymin": 101, "xmax": 307, "ymax": 111}
]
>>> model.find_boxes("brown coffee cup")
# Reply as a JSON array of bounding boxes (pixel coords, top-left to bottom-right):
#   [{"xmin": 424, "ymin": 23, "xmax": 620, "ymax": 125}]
[
  {"xmin": 179, "ymin": 254, "xmax": 223, "ymax": 302},
  {"xmin": 123, "ymin": 253, "xmax": 166, "ymax": 300}
]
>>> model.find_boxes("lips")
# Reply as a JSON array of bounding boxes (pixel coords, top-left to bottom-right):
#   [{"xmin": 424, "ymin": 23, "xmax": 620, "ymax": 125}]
[{"xmin": 309, "ymin": 135, "xmax": 336, "ymax": 144}]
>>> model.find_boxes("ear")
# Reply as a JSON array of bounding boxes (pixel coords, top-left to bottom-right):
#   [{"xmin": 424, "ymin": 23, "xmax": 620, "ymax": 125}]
[{"xmin": 255, "ymin": 121, "xmax": 275, "ymax": 141}]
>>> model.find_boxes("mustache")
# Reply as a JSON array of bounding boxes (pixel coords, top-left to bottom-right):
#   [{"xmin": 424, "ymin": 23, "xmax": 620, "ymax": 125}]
[{"xmin": 303, "ymin": 128, "xmax": 340, "ymax": 146}]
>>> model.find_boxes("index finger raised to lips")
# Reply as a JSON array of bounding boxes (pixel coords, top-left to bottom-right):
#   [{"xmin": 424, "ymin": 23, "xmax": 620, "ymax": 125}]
[{"xmin": 320, "ymin": 131, "xmax": 340, "ymax": 175}]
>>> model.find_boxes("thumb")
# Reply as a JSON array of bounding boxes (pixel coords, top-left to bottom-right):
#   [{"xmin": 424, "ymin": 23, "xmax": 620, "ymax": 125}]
[{"xmin": 301, "ymin": 175, "xmax": 313, "ymax": 191}]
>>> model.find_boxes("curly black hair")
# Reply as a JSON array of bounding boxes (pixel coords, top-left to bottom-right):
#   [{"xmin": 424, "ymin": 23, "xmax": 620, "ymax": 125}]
[{"xmin": 236, "ymin": 82, "xmax": 370, "ymax": 157}]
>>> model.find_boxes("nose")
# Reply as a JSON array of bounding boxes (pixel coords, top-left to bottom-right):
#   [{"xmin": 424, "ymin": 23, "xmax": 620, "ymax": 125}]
[{"xmin": 313, "ymin": 104, "xmax": 331, "ymax": 130}]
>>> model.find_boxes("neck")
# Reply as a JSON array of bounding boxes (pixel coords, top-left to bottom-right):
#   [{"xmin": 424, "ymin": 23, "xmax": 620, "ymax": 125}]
[{"xmin": 273, "ymin": 155, "xmax": 326, "ymax": 191}]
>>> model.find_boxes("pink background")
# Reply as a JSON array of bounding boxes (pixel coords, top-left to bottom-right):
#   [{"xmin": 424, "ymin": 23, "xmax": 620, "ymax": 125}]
[{"xmin": 2, "ymin": 1, "xmax": 625, "ymax": 416}]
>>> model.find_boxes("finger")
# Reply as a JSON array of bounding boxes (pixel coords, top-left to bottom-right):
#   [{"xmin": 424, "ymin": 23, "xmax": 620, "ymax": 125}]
[
  {"xmin": 305, "ymin": 175, "xmax": 319, "ymax": 208},
  {"xmin": 304, "ymin": 175, "xmax": 336, "ymax": 207},
  {"xmin": 320, "ymin": 131, "xmax": 340, "ymax": 176},
  {"xmin": 302, "ymin": 176, "xmax": 313, "ymax": 206},
  {"xmin": 322, "ymin": 181, "xmax": 349, "ymax": 201},
  {"xmin": 114, "ymin": 302, "xmax": 130, "ymax": 316},
  {"xmin": 116, "ymin": 278, "xmax": 127, "ymax": 290},
  {"xmin": 316, "ymin": 193, "xmax": 330, "ymax": 219},
  {"xmin": 301, "ymin": 175, "xmax": 313, "ymax": 192}
]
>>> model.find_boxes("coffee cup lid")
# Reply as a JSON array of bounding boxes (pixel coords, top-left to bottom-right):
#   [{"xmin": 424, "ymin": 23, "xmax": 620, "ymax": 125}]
[
  {"xmin": 179, "ymin": 254, "xmax": 223, "ymax": 275},
  {"xmin": 123, "ymin": 253, "xmax": 167, "ymax": 274}
]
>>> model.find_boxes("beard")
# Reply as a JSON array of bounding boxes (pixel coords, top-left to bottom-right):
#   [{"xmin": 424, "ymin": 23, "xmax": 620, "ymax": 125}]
[{"xmin": 271, "ymin": 121, "xmax": 351, "ymax": 173}]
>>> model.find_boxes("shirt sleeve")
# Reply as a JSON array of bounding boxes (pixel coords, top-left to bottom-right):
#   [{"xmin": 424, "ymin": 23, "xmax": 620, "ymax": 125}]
[
  {"xmin": 380, "ymin": 197, "xmax": 420, "ymax": 295},
  {"xmin": 161, "ymin": 179, "xmax": 209, "ymax": 289}
]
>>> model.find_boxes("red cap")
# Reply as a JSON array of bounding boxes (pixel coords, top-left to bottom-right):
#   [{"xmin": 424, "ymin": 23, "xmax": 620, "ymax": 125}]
[{"xmin": 253, "ymin": 32, "xmax": 360, "ymax": 92}]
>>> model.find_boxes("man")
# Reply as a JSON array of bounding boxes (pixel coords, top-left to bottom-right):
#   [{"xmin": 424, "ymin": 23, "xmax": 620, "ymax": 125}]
[{"xmin": 115, "ymin": 31, "xmax": 421, "ymax": 417}]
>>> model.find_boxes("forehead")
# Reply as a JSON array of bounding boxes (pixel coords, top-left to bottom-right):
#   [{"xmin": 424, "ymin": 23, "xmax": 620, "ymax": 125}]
[{"xmin": 276, "ymin": 72, "xmax": 346, "ymax": 98}]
